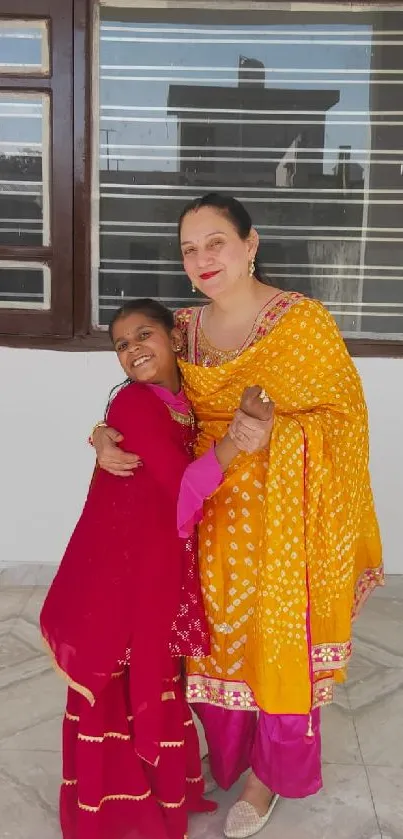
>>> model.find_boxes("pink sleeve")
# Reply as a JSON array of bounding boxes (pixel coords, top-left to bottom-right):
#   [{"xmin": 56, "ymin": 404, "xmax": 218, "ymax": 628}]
[{"xmin": 177, "ymin": 446, "xmax": 223, "ymax": 539}]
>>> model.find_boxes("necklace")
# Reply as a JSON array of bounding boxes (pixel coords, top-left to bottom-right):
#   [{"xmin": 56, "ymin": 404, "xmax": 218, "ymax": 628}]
[{"xmin": 168, "ymin": 405, "xmax": 195, "ymax": 428}]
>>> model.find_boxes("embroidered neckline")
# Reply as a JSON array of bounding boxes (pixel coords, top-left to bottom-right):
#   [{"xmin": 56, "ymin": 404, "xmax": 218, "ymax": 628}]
[
  {"xmin": 189, "ymin": 291, "xmax": 302, "ymax": 367},
  {"xmin": 168, "ymin": 405, "xmax": 195, "ymax": 428}
]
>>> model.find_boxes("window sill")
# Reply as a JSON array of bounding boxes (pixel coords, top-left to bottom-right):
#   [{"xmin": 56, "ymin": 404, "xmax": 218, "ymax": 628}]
[{"xmin": 0, "ymin": 332, "xmax": 402, "ymax": 357}]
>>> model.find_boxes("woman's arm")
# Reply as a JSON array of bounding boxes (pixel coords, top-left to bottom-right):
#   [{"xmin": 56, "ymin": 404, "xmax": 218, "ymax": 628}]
[
  {"xmin": 92, "ymin": 391, "xmax": 273, "ymax": 477},
  {"xmin": 177, "ymin": 388, "xmax": 275, "ymax": 538}
]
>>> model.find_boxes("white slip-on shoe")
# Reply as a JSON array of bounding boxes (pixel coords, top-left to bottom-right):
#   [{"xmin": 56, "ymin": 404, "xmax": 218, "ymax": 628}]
[{"xmin": 223, "ymin": 794, "xmax": 280, "ymax": 839}]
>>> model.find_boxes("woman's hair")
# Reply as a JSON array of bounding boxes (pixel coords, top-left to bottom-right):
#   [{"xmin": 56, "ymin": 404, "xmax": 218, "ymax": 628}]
[
  {"xmin": 178, "ymin": 192, "xmax": 264, "ymax": 282},
  {"xmin": 108, "ymin": 297, "xmax": 175, "ymax": 341}
]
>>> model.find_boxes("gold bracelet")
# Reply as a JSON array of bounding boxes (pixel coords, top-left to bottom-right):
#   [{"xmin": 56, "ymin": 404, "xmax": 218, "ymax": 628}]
[{"xmin": 88, "ymin": 421, "xmax": 107, "ymax": 447}]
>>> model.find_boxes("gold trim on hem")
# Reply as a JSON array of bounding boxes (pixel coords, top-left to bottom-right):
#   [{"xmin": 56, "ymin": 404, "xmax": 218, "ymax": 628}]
[
  {"xmin": 160, "ymin": 740, "xmax": 184, "ymax": 748},
  {"xmin": 65, "ymin": 712, "xmax": 79, "ymax": 722},
  {"xmin": 62, "ymin": 778, "xmax": 78, "ymax": 786},
  {"xmin": 158, "ymin": 796, "xmax": 185, "ymax": 809},
  {"xmin": 42, "ymin": 637, "xmax": 95, "ymax": 706},
  {"xmin": 78, "ymin": 791, "xmax": 151, "ymax": 812},
  {"xmin": 78, "ymin": 731, "xmax": 131, "ymax": 742},
  {"xmin": 186, "ymin": 775, "xmax": 202, "ymax": 784},
  {"xmin": 162, "ymin": 691, "xmax": 175, "ymax": 701}
]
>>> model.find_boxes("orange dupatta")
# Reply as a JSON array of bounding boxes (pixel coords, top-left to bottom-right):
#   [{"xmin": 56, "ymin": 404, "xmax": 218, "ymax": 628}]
[{"xmin": 179, "ymin": 297, "xmax": 383, "ymax": 714}]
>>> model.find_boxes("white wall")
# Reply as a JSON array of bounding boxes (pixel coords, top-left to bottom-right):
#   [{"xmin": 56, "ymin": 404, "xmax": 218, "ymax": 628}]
[{"xmin": 1, "ymin": 348, "xmax": 402, "ymax": 573}]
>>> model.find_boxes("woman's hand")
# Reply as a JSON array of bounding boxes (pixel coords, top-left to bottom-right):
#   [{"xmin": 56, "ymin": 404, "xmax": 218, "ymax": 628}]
[
  {"xmin": 228, "ymin": 387, "xmax": 275, "ymax": 454},
  {"xmin": 92, "ymin": 425, "xmax": 141, "ymax": 477},
  {"xmin": 240, "ymin": 386, "xmax": 274, "ymax": 422}
]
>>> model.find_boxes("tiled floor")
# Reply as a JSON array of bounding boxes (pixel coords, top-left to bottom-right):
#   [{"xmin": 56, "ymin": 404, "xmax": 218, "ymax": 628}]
[{"xmin": 0, "ymin": 572, "xmax": 402, "ymax": 839}]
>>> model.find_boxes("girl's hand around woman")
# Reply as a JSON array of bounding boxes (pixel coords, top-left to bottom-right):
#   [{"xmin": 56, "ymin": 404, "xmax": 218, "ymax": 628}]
[{"xmin": 92, "ymin": 425, "xmax": 141, "ymax": 477}]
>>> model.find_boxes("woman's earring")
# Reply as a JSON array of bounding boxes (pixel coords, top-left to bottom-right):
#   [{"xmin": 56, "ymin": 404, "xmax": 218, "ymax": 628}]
[
  {"xmin": 249, "ymin": 259, "xmax": 256, "ymax": 277},
  {"xmin": 191, "ymin": 282, "xmax": 196, "ymax": 294}
]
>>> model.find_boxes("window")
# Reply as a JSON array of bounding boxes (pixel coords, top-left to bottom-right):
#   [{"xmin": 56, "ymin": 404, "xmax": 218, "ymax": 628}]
[
  {"xmin": 92, "ymin": 1, "xmax": 403, "ymax": 346},
  {"xmin": 0, "ymin": 0, "xmax": 73, "ymax": 337},
  {"xmin": 1, "ymin": 1, "xmax": 402, "ymax": 353},
  {"xmin": 0, "ymin": 19, "xmax": 49, "ymax": 75}
]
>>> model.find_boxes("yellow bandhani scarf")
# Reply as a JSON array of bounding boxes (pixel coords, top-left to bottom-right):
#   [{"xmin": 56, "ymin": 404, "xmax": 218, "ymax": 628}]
[{"xmin": 179, "ymin": 297, "xmax": 383, "ymax": 714}]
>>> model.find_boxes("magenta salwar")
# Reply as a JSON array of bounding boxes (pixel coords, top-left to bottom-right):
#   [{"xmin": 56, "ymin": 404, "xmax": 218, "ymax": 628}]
[{"xmin": 194, "ymin": 703, "xmax": 323, "ymax": 798}]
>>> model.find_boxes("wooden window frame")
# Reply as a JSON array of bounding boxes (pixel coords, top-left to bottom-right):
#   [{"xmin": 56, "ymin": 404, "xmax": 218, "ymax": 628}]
[
  {"xmin": 0, "ymin": 0, "xmax": 402, "ymax": 356},
  {"xmin": 0, "ymin": 0, "xmax": 74, "ymax": 338}
]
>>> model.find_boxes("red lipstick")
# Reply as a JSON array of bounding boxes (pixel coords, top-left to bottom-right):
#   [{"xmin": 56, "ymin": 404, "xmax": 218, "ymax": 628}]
[{"xmin": 200, "ymin": 270, "xmax": 219, "ymax": 281}]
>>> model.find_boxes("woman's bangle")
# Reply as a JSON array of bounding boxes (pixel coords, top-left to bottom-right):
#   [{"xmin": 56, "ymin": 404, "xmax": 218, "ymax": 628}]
[{"xmin": 88, "ymin": 421, "xmax": 107, "ymax": 447}]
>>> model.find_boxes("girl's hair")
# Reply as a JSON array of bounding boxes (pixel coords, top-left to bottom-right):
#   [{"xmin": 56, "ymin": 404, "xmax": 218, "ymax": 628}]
[
  {"xmin": 108, "ymin": 297, "xmax": 175, "ymax": 341},
  {"xmin": 178, "ymin": 192, "xmax": 264, "ymax": 282}
]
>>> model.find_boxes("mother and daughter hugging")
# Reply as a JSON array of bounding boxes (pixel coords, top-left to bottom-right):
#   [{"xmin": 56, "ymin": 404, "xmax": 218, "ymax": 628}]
[{"xmin": 40, "ymin": 193, "xmax": 383, "ymax": 839}]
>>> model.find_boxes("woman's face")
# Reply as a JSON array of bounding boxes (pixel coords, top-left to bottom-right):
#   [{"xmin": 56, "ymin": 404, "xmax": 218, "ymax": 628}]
[{"xmin": 180, "ymin": 206, "xmax": 258, "ymax": 300}]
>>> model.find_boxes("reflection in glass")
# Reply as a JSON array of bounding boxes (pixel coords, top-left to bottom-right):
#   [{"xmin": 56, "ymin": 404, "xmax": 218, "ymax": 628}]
[
  {"xmin": 0, "ymin": 94, "xmax": 50, "ymax": 247},
  {"xmin": 0, "ymin": 261, "xmax": 50, "ymax": 309},
  {"xmin": 0, "ymin": 20, "xmax": 49, "ymax": 74},
  {"xmin": 94, "ymin": 6, "xmax": 403, "ymax": 338}
]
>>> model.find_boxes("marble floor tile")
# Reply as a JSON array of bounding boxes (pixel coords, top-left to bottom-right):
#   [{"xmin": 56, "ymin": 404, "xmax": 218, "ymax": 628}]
[
  {"xmin": 366, "ymin": 766, "xmax": 403, "ymax": 839},
  {"xmin": 0, "ymin": 633, "xmax": 40, "ymax": 671},
  {"xmin": 190, "ymin": 765, "xmax": 380, "ymax": 839},
  {"xmin": 0, "ymin": 715, "xmax": 63, "ymax": 753},
  {"xmin": 20, "ymin": 586, "xmax": 47, "ymax": 624},
  {"xmin": 0, "ymin": 576, "xmax": 401, "ymax": 839},
  {"xmin": 0, "ymin": 669, "xmax": 65, "ymax": 742},
  {"xmin": 0, "ymin": 750, "xmax": 60, "ymax": 839},
  {"xmin": 321, "ymin": 702, "xmax": 363, "ymax": 765},
  {"xmin": 0, "ymin": 563, "xmax": 57, "ymax": 588},
  {"xmin": 0, "ymin": 586, "xmax": 33, "ymax": 622},
  {"xmin": 352, "ymin": 689, "xmax": 403, "ymax": 768},
  {"xmin": 353, "ymin": 594, "xmax": 403, "ymax": 660}
]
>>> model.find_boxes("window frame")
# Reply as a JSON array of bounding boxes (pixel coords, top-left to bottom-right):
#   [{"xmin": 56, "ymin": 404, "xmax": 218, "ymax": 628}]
[
  {"xmin": 0, "ymin": 0, "xmax": 402, "ymax": 356},
  {"xmin": 0, "ymin": 0, "xmax": 74, "ymax": 337}
]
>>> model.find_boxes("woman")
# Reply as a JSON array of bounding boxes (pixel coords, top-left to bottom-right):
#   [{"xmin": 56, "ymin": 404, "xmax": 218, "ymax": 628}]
[
  {"xmin": 41, "ymin": 298, "xmax": 271, "ymax": 839},
  {"xmin": 93, "ymin": 194, "xmax": 383, "ymax": 839}
]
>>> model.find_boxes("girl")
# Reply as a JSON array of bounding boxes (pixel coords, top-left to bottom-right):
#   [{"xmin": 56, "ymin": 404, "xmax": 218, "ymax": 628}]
[{"xmin": 40, "ymin": 298, "xmax": 272, "ymax": 839}]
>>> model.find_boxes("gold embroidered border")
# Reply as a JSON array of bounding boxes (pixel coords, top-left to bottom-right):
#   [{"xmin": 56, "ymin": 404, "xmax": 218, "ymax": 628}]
[
  {"xmin": 78, "ymin": 731, "xmax": 131, "ymax": 742},
  {"xmin": 42, "ymin": 637, "xmax": 95, "ymax": 706},
  {"xmin": 158, "ymin": 796, "xmax": 185, "ymax": 809},
  {"xmin": 353, "ymin": 565, "xmax": 384, "ymax": 620},
  {"xmin": 188, "ymin": 292, "xmax": 302, "ymax": 366},
  {"xmin": 78, "ymin": 791, "xmax": 151, "ymax": 812},
  {"xmin": 186, "ymin": 675, "xmax": 258, "ymax": 711},
  {"xmin": 162, "ymin": 691, "xmax": 175, "ymax": 702},
  {"xmin": 63, "ymin": 778, "xmax": 78, "ymax": 786},
  {"xmin": 187, "ymin": 674, "xmax": 336, "ymax": 712},
  {"xmin": 160, "ymin": 740, "xmax": 184, "ymax": 748},
  {"xmin": 312, "ymin": 678, "xmax": 334, "ymax": 709},
  {"xmin": 186, "ymin": 775, "xmax": 202, "ymax": 784},
  {"xmin": 168, "ymin": 405, "xmax": 195, "ymax": 428},
  {"xmin": 312, "ymin": 640, "xmax": 352, "ymax": 673}
]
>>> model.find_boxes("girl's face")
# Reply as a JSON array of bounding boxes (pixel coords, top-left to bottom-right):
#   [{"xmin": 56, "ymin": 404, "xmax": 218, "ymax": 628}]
[
  {"xmin": 180, "ymin": 206, "xmax": 258, "ymax": 300},
  {"xmin": 112, "ymin": 313, "xmax": 181, "ymax": 393}
]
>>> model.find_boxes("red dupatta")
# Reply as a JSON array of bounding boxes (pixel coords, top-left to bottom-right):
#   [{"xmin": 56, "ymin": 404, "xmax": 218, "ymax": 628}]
[{"xmin": 41, "ymin": 382, "xmax": 206, "ymax": 767}]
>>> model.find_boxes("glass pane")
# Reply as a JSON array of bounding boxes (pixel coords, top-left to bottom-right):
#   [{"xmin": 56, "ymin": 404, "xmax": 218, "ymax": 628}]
[
  {"xmin": 0, "ymin": 261, "xmax": 50, "ymax": 309},
  {"xmin": 0, "ymin": 20, "xmax": 49, "ymax": 74},
  {"xmin": 0, "ymin": 94, "xmax": 50, "ymax": 246},
  {"xmin": 94, "ymin": 3, "xmax": 403, "ymax": 339}
]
